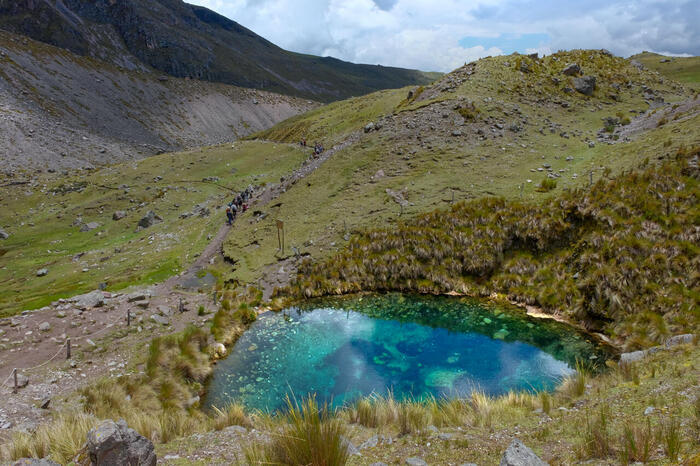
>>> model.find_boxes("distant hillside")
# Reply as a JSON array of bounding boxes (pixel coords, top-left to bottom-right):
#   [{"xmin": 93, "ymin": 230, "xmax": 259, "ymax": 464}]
[
  {"xmin": 630, "ymin": 52, "xmax": 700, "ymax": 91},
  {"xmin": 0, "ymin": 30, "xmax": 315, "ymax": 172},
  {"xmin": 0, "ymin": 0, "xmax": 436, "ymax": 102}
]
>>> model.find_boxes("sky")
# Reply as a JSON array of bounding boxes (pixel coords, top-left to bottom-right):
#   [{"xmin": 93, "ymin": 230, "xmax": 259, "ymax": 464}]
[{"xmin": 186, "ymin": 0, "xmax": 700, "ymax": 72}]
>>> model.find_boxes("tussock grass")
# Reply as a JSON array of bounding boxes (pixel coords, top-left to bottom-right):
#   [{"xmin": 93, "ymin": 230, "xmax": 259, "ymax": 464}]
[
  {"xmin": 245, "ymin": 396, "xmax": 349, "ymax": 466},
  {"xmin": 284, "ymin": 146, "xmax": 700, "ymax": 348}
]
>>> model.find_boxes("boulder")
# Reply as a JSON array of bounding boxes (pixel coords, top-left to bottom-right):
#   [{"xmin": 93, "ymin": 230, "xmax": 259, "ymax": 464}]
[
  {"xmin": 0, "ymin": 228, "xmax": 8, "ymax": 239},
  {"xmin": 573, "ymin": 76, "xmax": 596, "ymax": 96},
  {"xmin": 150, "ymin": 314, "xmax": 170, "ymax": 326},
  {"xmin": 113, "ymin": 211, "xmax": 126, "ymax": 221},
  {"xmin": 36, "ymin": 268, "xmax": 48, "ymax": 277},
  {"xmin": 73, "ymin": 290, "xmax": 105, "ymax": 309},
  {"xmin": 630, "ymin": 60, "xmax": 644, "ymax": 70},
  {"xmin": 86, "ymin": 419, "xmax": 156, "ymax": 466},
  {"xmin": 562, "ymin": 63, "xmax": 580, "ymax": 76},
  {"xmin": 80, "ymin": 222, "xmax": 101, "ymax": 232},
  {"xmin": 137, "ymin": 211, "xmax": 162, "ymax": 229},
  {"xmin": 38, "ymin": 322, "xmax": 51, "ymax": 332},
  {"xmin": 16, "ymin": 374, "xmax": 29, "ymax": 388},
  {"xmin": 620, "ymin": 350, "xmax": 646, "ymax": 363},
  {"xmin": 500, "ymin": 439, "xmax": 548, "ymax": 466},
  {"xmin": 666, "ymin": 334, "xmax": 694, "ymax": 347},
  {"xmin": 12, "ymin": 459, "xmax": 60, "ymax": 466},
  {"xmin": 364, "ymin": 122, "xmax": 376, "ymax": 133}
]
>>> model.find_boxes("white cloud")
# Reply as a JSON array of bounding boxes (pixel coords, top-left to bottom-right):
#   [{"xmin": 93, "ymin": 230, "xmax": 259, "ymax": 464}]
[{"xmin": 186, "ymin": 0, "xmax": 699, "ymax": 72}]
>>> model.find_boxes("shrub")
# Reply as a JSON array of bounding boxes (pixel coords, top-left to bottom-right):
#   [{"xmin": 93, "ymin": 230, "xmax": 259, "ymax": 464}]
[{"xmin": 580, "ymin": 405, "xmax": 612, "ymax": 459}]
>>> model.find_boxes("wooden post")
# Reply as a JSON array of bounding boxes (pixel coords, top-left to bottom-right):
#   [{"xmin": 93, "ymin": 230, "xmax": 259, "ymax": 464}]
[
  {"xmin": 179, "ymin": 298, "xmax": 185, "ymax": 313},
  {"xmin": 276, "ymin": 220, "xmax": 284, "ymax": 254},
  {"xmin": 127, "ymin": 309, "xmax": 131, "ymax": 327},
  {"xmin": 589, "ymin": 170, "xmax": 593, "ymax": 187},
  {"xmin": 13, "ymin": 368, "xmax": 17, "ymax": 392},
  {"xmin": 212, "ymin": 290, "xmax": 217, "ymax": 304},
  {"xmin": 400, "ymin": 204, "xmax": 404, "ymax": 216},
  {"xmin": 66, "ymin": 338, "xmax": 71, "ymax": 359}
]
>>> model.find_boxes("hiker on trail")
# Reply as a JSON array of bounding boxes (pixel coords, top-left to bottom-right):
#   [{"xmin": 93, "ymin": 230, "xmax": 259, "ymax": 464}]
[{"xmin": 225, "ymin": 206, "xmax": 234, "ymax": 225}]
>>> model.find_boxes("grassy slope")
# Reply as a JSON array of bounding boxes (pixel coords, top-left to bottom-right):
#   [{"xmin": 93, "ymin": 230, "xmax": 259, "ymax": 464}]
[
  {"xmin": 224, "ymin": 50, "xmax": 695, "ymax": 285},
  {"xmin": 631, "ymin": 52, "xmax": 700, "ymax": 90},
  {"xmin": 0, "ymin": 141, "xmax": 308, "ymax": 316}
]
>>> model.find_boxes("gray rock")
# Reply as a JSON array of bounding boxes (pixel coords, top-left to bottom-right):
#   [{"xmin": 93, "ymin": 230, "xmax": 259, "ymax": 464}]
[
  {"xmin": 500, "ymin": 439, "xmax": 548, "ymax": 466},
  {"xmin": 16, "ymin": 374, "xmax": 29, "ymax": 388},
  {"xmin": 127, "ymin": 292, "xmax": 151, "ymax": 303},
  {"xmin": 224, "ymin": 425, "xmax": 247, "ymax": 434},
  {"xmin": 364, "ymin": 122, "xmax": 376, "ymax": 133},
  {"xmin": 186, "ymin": 396, "xmax": 200, "ymax": 408},
  {"xmin": 113, "ymin": 211, "xmax": 126, "ymax": 221},
  {"xmin": 40, "ymin": 396, "xmax": 51, "ymax": 409},
  {"xmin": 12, "ymin": 459, "xmax": 60, "ymax": 466},
  {"xmin": 438, "ymin": 433, "xmax": 454, "ymax": 440},
  {"xmin": 370, "ymin": 463, "xmax": 389, "ymax": 466},
  {"xmin": 452, "ymin": 130, "xmax": 463, "ymax": 137},
  {"xmin": 644, "ymin": 406, "xmax": 654, "ymax": 415},
  {"xmin": 87, "ymin": 419, "xmax": 156, "ymax": 466},
  {"xmin": 630, "ymin": 60, "xmax": 644, "ymax": 70},
  {"xmin": 406, "ymin": 458, "xmax": 428, "ymax": 466},
  {"xmin": 620, "ymin": 350, "xmax": 646, "ymax": 363},
  {"xmin": 573, "ymin": 76, "xmax": 596, "ymax": 96},
  {"xmin": 156, "ymin": 305, "xmax": 173, "ymax": 316},
  {"xmin": 460, "ymin": 464, "xmax": 478, "ymax": 466},
  {"xmin": 0, "ymin": 228, "xmax": 8, "ymax": 239},
  {"xmin": 359, "ymin": 435, "xmax": 379, "ymax": 449},
  {"xmin": 341, "ymin": 436, "xmax": 361, "ymax": 456},
  {"xmin": 73, "ymin": 290, "xmax": 105, "ymax": 309},
  {"xmin": 600, "ymin": 49, "xmax": 613, "ymax": 57},
  {"xmin": 562, "ymin": 63, "xmax": 580, "ymax": 76},
  {"xmin": 36, "ymin": 268, "xmax": 48, "ymax": 277},
  {"xmin": 150, "ymin": 314, "xmax": 170, "ymax": 326},
  {"xmin": 666, "ymin": 334, "xmax": 694, "ymax": 347},
  {"xmin": 38, "ymin": 322, "xmax": 51, "ymax": 332},
  {"xmin": 137, "ymin": 211, "xmax": 162, "ymax": 229},
  {"xmin": 80, "ymin": 222, "xmax": 101, "ymax": 232},
  {"xmin": 519, "ymin": 62, "xmax": 531, "ymax": 73}
]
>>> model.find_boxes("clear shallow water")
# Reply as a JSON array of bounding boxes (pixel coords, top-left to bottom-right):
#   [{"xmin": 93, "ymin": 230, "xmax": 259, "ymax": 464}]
[{"xmin": 205, "ymin": 294, "xmax": 609, "ymax": 412}]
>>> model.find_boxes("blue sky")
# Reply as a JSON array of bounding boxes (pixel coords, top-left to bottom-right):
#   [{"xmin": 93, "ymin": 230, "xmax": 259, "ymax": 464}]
[{"xmin": 187, "ymin": 0, "xmax": 699, "ymax": 72}]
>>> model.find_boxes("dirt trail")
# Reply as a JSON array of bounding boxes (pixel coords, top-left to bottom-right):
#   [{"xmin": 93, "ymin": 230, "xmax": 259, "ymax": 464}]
[{"xmin": 0, "ymin": 133, "xmax": 360, "ymax": 436}]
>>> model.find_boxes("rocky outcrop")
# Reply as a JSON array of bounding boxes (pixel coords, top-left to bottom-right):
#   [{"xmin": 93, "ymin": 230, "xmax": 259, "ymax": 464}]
[
  {"xmin": 12, "ymin": 459, "xmax": 60, "ymax": 466},
  {"xmin": 86, "ymin": 419, "xmax": 156, "ymax": 466},
  {"xmin": 0, "ymin": 228, "xmax": 9, "ymax": 239},
  {"xmin": 137, "ymin": 211, "xmax": 162, "ymax": 229},
  {"xmin": 562, "ymin": 63, "xmax": 580, "ymax": 76},
  {"xmin": 500, "ymin": 439, "xmax": 548, "ymax": 466},
  {"xmin": 573, "ymin": 76, "xmax": 596, "ymax": 96}
]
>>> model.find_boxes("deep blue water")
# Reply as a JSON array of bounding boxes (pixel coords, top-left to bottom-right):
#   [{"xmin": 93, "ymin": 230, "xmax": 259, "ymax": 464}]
[{"xmin": 205, "ymin": 294, "xmax": 608, "ymax": 412}]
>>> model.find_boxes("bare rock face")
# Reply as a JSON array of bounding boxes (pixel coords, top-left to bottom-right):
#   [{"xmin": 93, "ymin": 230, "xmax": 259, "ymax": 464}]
[
  {"xmin": 0, "ymin": 228, "xmax": 9, "ymax": 239},
  {"xmin": 500, "ymin": 439, "xmax": 548, "ymax": 466},
  {"xmin": 86, "ymin": 419, "xmax": 156, "ymax": 466}
]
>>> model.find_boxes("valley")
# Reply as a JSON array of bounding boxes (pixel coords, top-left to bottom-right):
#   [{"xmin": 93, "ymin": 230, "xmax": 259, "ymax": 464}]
[{"xmin": 0, "ymin": 4, "xmax": 698, "ymax": 464}]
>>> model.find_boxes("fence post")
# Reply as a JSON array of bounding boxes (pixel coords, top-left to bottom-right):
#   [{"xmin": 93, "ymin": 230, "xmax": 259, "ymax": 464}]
[
  {"xmin": 127, "ymin": 309, "xmax": 131, "ymax": 327},
  {"xmin": 66, "ymin": 338, "xmax": 71, "ymax": 360},
  {"xmin": 13, "ymin": 368, "xmax": 17, "ymax": 392}
]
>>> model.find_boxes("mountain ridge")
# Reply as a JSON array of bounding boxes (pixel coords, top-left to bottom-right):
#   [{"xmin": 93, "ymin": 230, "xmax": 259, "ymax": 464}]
[{"xmin": 0, "ymin": 0, "xmax": 437, "ymax": 102}]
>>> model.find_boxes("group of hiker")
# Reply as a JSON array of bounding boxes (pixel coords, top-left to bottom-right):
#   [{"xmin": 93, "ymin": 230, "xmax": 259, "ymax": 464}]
[
  {"xmin": 225, "ymin": 186, "xmax": 254, "ymax": 225},
  {"xmin": 299, "ymin": 138, "xmax": 325, "ymax": 156}
]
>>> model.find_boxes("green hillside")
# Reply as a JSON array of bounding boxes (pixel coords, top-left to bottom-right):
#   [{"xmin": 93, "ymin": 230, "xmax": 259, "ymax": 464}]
[
  {"xmin": 631, "ymin": 52, "xmax": 700, "ymax": 90},
  {"xmin": 224, "ymin": 50, "xmax": 695, "ymax": 288}
]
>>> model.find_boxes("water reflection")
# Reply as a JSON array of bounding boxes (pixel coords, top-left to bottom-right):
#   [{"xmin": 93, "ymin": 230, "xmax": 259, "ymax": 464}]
[{"xmin": 205, "ymin": 294, "xmax": 609, "ymax": 412}]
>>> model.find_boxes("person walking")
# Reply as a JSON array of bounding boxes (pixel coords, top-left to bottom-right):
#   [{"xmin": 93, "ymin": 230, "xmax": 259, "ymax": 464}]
[{"xmin": 225, "ymin": 206, "xmax": 234, "ymax": 225}]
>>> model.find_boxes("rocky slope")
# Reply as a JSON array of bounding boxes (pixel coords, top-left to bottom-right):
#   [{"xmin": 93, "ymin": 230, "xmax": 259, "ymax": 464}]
[
  {"xmin": 0, "ymin": 30, "xmax": 315, "ymax": 172},
  {"xmin": 0, "ymin": 0, "xmax": 436, "ymax": 102}
]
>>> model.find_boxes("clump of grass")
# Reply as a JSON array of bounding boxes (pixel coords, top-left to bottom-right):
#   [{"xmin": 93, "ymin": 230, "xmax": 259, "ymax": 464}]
[
  {"xmin": 470, "ymin": 391, "xmax": 494, "ymax": 428},
  {"xmin": 245, "ymin": 396, "xmax": 349, "ymax": 466},
  {"xmin": 398, "ymin": 400, "xmax": 429, "ymax": 435},
  {"xmin": 535, "ymin": 178, "xmax": 557, "ymax": 192},
  {"xmin": 539, "ymin": 391, "xmax": 552, "ymax": 415},
  {"xmin": 211, "ymin": 403, "xmax": 252, "ymax": 431},
  {"xmin": 619, "ymin": 418, "xmax": 653, "ymax": 463},
  {"xmin": 197, "ymin": 305, "xmax": 206, "ymax": 316},
  {"xmin": 660, "ymin": 417, "xmax": 682, "ymax": 461},
  {"xmin": 580, "ymin": 404, "xmax": 613, "ymax": 459},
  {"xmin": 559, "ymin": 360, "xmax": 587, "ymax": 400}
]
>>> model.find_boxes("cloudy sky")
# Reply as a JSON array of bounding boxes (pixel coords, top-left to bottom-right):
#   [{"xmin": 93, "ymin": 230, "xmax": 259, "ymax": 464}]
[{"xmin": 187, "ymin": 0, "xmax": 699, "ymax": 72}]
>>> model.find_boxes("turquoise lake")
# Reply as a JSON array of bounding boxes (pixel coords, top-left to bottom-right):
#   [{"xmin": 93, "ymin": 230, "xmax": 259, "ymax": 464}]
[{"xmin": 205, "ymin": 294, "xmax": 609, "ymax": 412}]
